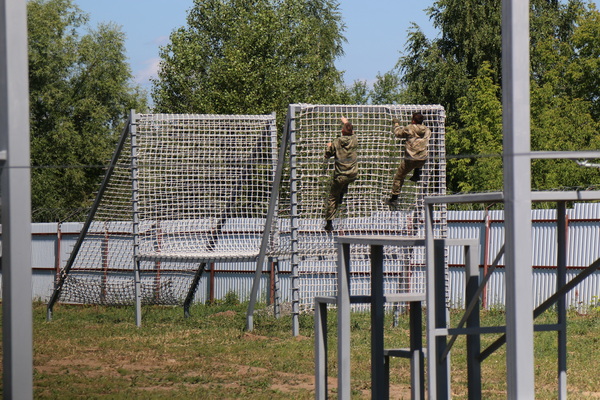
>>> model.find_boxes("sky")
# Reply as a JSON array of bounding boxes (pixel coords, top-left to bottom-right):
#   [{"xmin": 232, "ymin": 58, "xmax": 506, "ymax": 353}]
[{"xmin": 75, "ymin": 0, "xmax": 438, "ymax": 92}]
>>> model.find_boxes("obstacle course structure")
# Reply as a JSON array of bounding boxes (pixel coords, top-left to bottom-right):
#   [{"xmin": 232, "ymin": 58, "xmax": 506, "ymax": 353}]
[
  {"xmin": 47, "ymin": 105, "xmax": 448, "ymax": 333},
  {"xmin": 47, "ymin": 111, "xmax": 280, "ymax": 324},
  {"xmin": 248, "ymin": 104, "xmax": 448, "ymax": 333}
]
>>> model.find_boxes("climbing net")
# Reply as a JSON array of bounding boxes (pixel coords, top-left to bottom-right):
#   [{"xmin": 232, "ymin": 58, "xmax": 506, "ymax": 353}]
[
  {"xmin": 275, "ymin": 104, "xmax": 448, "ymax": 310},
  {"xmin": 55, "ymin": 113, "xmax": 279, "ymax": 306}
]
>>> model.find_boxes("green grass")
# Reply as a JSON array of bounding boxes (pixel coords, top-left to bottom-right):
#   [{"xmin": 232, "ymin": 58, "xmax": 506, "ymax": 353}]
[{"xmin": 0, "ymin": 302, "xmax": 599, "ymax": 398}]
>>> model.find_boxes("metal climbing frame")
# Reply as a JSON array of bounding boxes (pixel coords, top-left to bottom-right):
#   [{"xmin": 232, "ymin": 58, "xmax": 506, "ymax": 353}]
[{"xmin": 425, "ymin": 189, "xmax": 600, "ymax": 399}]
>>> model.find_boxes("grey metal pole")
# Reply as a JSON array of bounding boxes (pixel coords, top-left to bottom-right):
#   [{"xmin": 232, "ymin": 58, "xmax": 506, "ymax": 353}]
[
  {"xmin": 465, "ymin": 242, "xmax": 482, "ymax": 399},
  {"xmin": 289, "ymin": 110, "xmax": 300, "ymax": 337},
  {"xmin": 425, "ymin": 202, "xmax": 438, "ymax": 398},
  {"xmin": 314, "ymin": 299, "xmax": 328, "ymax": 400},
  {"xmin": 370, "ymin": 244, "xmax": 386, "ymax": 399},
  {"xmin": 409, "ymin": 300, "xmax": 424, "ymax": 400},
  {"xmin": 130, "ymin": 110, "xmax": 142, "ymax": 327},
  {"xmin": 337, "ymin": 242, "xmax": 352, "ymax": 398},
  {"xmin": 502, "ymin": 0, "xmax": 535, "ymax": 397},
  {"xmin": 434, "ymin": 239, "xmax": 450, "ymax": 398},
  {"xmin": 0, "ymin": 0, "xmax": 33, "ymax": 397},
  {"xmin": 556, "ymin": 202, "xmax": 567, "ymax": 399},
  {"xmin": 246, "ymin": 113, "xmax": 284, "ymax": 331}
]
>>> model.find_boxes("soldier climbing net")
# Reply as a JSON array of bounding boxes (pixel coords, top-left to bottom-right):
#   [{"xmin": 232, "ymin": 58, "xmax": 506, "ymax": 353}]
[
  {"xmin": 271, "ymin": 104, "xmax": 448, "ymax": 312},
  {"xmin": 48, "ymin": 105, "xmax": 447, "ymax": 323},
  {"xmin": 48, "ymin": 112, "xmax": 279, "ymax": 311}
]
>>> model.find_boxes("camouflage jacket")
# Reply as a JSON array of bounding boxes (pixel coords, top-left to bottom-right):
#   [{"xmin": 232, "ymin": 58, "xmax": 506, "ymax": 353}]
[
  {"xmin": 394, "ymin": 123, "xmax": 431, "ymax": 160},
  {"xmin": 325, "ymin": 134, "xmax": 358, "ymax": 178}
]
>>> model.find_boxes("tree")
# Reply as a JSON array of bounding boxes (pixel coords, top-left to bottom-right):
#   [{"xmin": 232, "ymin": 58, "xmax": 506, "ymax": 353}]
[
  {"xmin": 335, "ymin": 72, "xmax": 407, "ymax": 105},
  {"xmin": 152, "ymin": 0, "xmax": 346, "ymax": 125},
  {"xmin": 28, "ymin": 0, "xmax": 147, "ymax": 222},
  {"xmin": 448, "ymin": 62, "xmax": 503, "ymax": 194},
  {"xmin": 370, "ymin": 71, "xmax": 407, "ymax": 105},
  {"xmin": 398, "ymin": 0, "xmax": 600, "ymax": 194},
  {"xmin": 337, "ymin": 80, "xmax": 370, "ymax": 105}
]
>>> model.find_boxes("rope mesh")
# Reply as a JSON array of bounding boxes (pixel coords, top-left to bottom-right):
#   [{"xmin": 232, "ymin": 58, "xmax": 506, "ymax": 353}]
[
  {"xmin": 57, "ymin": 106, "xmax": 447, "ymax": 310},
  {"xmin": 59, "ymin": 113, "xmax": 278, "ymax": 305},
  {"xmin": 278, "ymin": 104, "xmax": 448, "ymax": 311}
]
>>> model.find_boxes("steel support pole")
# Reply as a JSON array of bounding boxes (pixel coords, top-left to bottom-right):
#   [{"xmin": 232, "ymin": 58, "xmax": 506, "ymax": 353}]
[
  {"xmin": 557, "ymin": 202, "xmax": 567, "ymax": 399},
  {"xmin": 337, "ymin": 242, "xmax": 352, "ymax": 399},
  {"xmin": 370, "ymin": 245, "xmax": 386, "ymax": 399},
  {"xmin": 314, "ymin": 297, "xmax": 330, "ymax": 400},
  {"xmin": 246, "ymin": 114, "xmax": 281, "ymax": 331},
  {"xmin": 465, "ymin": 242, "xmax": 482, "ymax": 399},
  {"xmin": 289, "ymin": 115, "xmax": 300, "ymax": 337},
  {"xmin": 502, "ymin": 0, "xmax": 535, "ymax": 396},
  {"xmin": 130, "ymin": 110, "xmax": 142, "ymax": 327},
  {"xmin": 409, "ymin": 300, "xmax": 425, "ymax": 400},
  {"xmin": 425, "ymin": 202, "xmax": 439, "ymax": 398},
  {"xmin": 434, "ymin": 239, "xmax": 450, "ymax": 398},
  {"xmin": 0, "ymin": 0, "xmax": 33, "ymax": 397}
]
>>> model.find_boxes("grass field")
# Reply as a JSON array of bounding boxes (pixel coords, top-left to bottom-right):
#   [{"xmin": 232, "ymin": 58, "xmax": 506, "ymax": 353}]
[{"xmin": 1, "ymin": 301, "xmax": 599, "ymax": 399}]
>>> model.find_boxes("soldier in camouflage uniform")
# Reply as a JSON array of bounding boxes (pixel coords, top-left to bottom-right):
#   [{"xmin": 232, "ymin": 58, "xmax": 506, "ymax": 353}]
[
  {"xmin": 386, "ymin": 112, "xmax": 431, "ymax": 207},
  {"xmin": 323, "ymin": 116, "xmax": 358, "ymax": 231}
]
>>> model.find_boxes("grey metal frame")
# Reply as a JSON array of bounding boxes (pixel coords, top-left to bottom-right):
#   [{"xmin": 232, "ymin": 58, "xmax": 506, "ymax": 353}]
[
  {"xmin": 418, "ymin": 0, "xmax": 600, "ymax": 394},
  {"xmin": 423, "ymin": 233, "xmax": 481, "ymax": 399},
  {"xmin": 502, "ymin": 1, "xmax": 535, "ymax": 396},
  {"xmin": 320, "ymin": 236, "xmax": 429, "ymax": 400},
  {"xmin": 425, "ymin": 190, "xmax": 600, "ymax": 399},
  {"xmin": 1, "ymin": 0, "xmax": 33, "ymax": 397}
]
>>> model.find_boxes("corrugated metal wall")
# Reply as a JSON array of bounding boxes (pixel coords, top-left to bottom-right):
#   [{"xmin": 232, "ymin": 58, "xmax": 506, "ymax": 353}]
[
  {"xmin": 446, "ymin": 203, "xmax": 600, "ymax": 310},
  {"xmin": 1, "ymin": 203, "xmax": 599, "ymax": 310}
]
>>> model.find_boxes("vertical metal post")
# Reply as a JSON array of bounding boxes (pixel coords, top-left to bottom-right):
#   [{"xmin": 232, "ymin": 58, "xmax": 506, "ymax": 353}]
[
  {"xmin": 556, "ymin": 202, "xmax": 567, "ymax": 399},
  {"xmin": 502, "ymin": 0, "xmax": 535, "ymax": 396},
  {"xmin": 210, "ymin": 263, "xmax": 215, "ymax": 302},
  {"xmin": 54, "ymin": 223, "xmax": 62, "ymax": 287},
  {"xmin": 482, "ymin": 210, "xmax": 491, "ymax": 309},
  {"xmin": 101, "ymin": 225, "xmax": 109, "ymax": 303},
  {"xmin": 272, "ymin": 259, "xmax": 281, "ymax": 318},
  {"xmin": 465, "ymin": 243, "xmax": 482, "ymax": 399},
  {"xmin": 130, "ymin": 110, "xmax": 142, "ymax": 327},
  {"xmin": 370, "ymin": 244, "xmax": 386, "ymax": 399},
  {"xmin": 314, "ymin": 299, "xmax": 328, "ymax": 400},
  {"xmin": 425, "ymin": 202, "xmax": 438, "ymax": 398},
  {"xmin": 246, "ymin": 114, "xmax": 281, "ymax": 330},
  {"xmin": 289, "ymin": 114, "xmax": 300, "ymax": 336},
  {"xmin": 337, "ymin": 242, "xmax": 352, "ymax": 399},
  {"xmin": 0, "ymin": 0, "xmax": 33, "ymax": 397},
  {"xmin": 434, "ymin": 239, "xmax": 450, "ymax": 398},
  {"xmin": 409, "ymin": 300, "xmax": 425, "ymax": 400}
]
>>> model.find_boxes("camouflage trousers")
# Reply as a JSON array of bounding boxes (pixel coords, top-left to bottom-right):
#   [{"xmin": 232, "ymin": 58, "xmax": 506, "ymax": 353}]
[
  {"xmin": 324, "ymin": 174, "xmax": 356, "ymax": 221},
  {"xmin": 391, "ymin": 159, "xmax": 425, "ymax": 195}
]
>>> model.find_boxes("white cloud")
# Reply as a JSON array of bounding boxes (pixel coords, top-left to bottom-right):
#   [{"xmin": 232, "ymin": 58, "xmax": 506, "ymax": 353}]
[
  {"xmin": 153, "ymin": 35, "xmax": 170, "ymax": 46},
  {"xmin": 135, "ymin": 57, "xmax": 161, "ymax": 86}
]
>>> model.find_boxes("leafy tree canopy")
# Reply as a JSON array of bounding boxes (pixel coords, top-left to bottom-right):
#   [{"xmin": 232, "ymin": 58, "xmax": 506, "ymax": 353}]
[
  {"xmin": 152, "ymin": 0, "xmax": 347, "ymax": 126},
  {"xmin": 28, "ymin": 0, "xmax": 147, "ymax": 222},
  {"xmin": 397, "ymin": 0, "xmax": 600, "ymax": 195}
]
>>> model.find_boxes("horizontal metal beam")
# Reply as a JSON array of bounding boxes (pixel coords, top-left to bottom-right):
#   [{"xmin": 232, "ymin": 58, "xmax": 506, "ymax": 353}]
[
  {"xmin": 335, "ymin": 235, "xmax": 425, "ymax": 247},
  {"xmin": 426, "ymin": 190, "xmax": 600, "ymax": 205},
  {"xmin": 531, "ymin": 150, "xmax": 600, "ymax": 159},
  {"xmin": 530, "ymin": 191, "xmax": 600, "ymax": 202}
]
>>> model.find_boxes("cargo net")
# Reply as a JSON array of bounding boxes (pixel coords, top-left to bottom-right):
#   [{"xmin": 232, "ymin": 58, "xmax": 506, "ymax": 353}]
[
  {"xmin": 277, "ymin": 105, "xmax": 447, "ymax": 311},
  {"xmin": 58, "ymin": 113, "xmax": 279, "ymax": 306}
]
